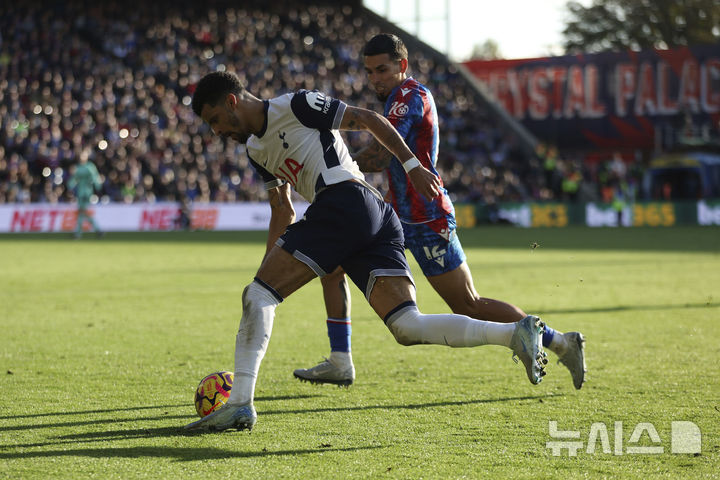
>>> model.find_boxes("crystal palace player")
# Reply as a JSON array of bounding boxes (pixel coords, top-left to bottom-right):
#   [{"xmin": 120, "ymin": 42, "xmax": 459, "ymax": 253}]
[
  {"xmin": 184, "ymin": 71, "xmax": 547, "ymax": 432},
  {"xmin": 293, "ymin": 34, "xmax": 586, "ymax": 390}
]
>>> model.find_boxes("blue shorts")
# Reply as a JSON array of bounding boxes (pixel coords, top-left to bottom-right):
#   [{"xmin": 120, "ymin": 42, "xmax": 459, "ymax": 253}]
[
  {"xmin": 277, "ymin": 181, "xmax": 414, "ymax": 300},
  {"xmin": 402, "ymin": 214, "xmax": 466, "ymax": 277}
]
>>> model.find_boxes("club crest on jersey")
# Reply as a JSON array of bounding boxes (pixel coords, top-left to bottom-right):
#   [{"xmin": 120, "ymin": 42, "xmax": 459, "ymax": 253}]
[
  {"xmin": 388, "ymin": 101, "xmax": 408, "ymax": 118},
  {"xmin": 423, "ymin": 245, "xmax": 447, "ymax": 267},
  {"xmin": 400, "ymin": 88, "xmax": 412, "ymax": 97},
  {"xmin": 306, "ymin": 91, "xmax": 330, "ymax": 114}
]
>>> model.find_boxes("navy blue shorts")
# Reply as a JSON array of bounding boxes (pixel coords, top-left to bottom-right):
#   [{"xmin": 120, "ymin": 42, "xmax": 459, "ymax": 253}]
[
  {"xmin": 277, "ymin": 181, "xmax": 414, "ymax": 299},
  {"xmin": 403, "ymin": 214, "xmax": 466, "ymax": 277}
]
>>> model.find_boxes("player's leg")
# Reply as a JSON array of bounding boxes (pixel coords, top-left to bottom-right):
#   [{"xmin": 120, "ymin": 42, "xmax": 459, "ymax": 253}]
[
  {"xmin": 74, "ymin": 205, "xmax": 86, "ymax": 238},
  {"xmin": 409, "ymin": 222, "xmax": 586, "ymax": 389},
  {"xmin": 339, "ymin": 198, "xmax": 546, "ymax": 385},
  {"xmin": 427, "ymin": 263, "xmax": 569, "ymax": 347},
  {"xmin": 365, "ymin": 274, "xmax": 511, "ymax": 348},
  {"xmin": 428, "ymin": 262, "xmax": 585, "ymax": 387},
  {"xmin": 85, "ymin": 209, "xmax": 102, "ymax": 236},
  {"xmin": 286, "ymin": 181, "xmax": 388, "ymax": 388},
  {"xmin": 428, "ymin": 260, "xmax": 584, "ymax": 388},
  {"xmin": 187, "ymin": 182, "xmax": 379, "ymax": 430},
  {"xmin": 362, "ymin": 274, "xmax": 547, "ymax": 385},
  {"xmin": 230, "ymin": 244, "xmax": 317, "ymax": 400},
  {"xmin": 293, "ymin": 267, "xmax": 355, "ymax": 386},
  {"xmin": 185, "ymin": 246, "xmax": 317, "ymax": 431},
  {"xmin": 404, "ymin": 220, "xmax": 525, "ymax": 323},
  {"xmin": 321, "ymin": 269, "xmax": 352, "ymax": 367},
  {"xmin": 426, "ymin": 262, "xmax": 526, "ymax": 322}
]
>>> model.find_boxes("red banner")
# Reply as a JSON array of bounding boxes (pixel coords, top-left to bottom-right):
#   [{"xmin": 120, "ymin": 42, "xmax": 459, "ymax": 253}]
[{"xmin": 464, "ymin": 44, "xmax": 720, "ymax": 149}]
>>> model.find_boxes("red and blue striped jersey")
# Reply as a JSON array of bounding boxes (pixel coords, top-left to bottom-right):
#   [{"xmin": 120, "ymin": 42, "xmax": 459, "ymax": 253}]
[{"xmin": 384, "ymin": 77, "xmax": 454, "ymax": 226}]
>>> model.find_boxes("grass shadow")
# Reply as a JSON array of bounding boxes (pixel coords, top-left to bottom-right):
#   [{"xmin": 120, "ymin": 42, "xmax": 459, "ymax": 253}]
[
  {"xmin": 0, "ymin": 445, "xmax": 384, "ymax": 461},
  {"xmin": 258, "ymin": 393, "xmax": 561, "ymax": 416},
  {"xmin": 0, "ymin": 395, "xmax": 319, "ymax": 421},
  {"xmin": 0, "ymin": 394, "xmax": 559, "ymax": 441},
  {"xmin": 0, "ymin": 404, "xmax": 188, "ymax": 421},
  {"xmin": 0, "ymin": 414, "xmax": 189, "ymax": 433},
  {"xmin": 538, "ymin": 301, "xmax": 719, "ymax": 315}
]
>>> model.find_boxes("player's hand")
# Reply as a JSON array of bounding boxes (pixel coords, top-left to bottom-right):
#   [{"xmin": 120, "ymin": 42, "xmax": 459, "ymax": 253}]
[{"xmin": 407, "ymin": 165, "xmax": 441, "ymax": 200}]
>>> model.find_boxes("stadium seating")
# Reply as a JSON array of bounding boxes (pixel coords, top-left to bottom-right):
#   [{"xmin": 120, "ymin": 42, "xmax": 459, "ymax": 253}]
[{"xmin": 0, "ymin": 0, "xmax": 573, "ymax": 206}]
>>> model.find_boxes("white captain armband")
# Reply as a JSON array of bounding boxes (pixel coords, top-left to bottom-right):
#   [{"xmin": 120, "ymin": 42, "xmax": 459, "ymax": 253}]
[
  {"xmin": 264, "ymin": 179, "xmax": 286, "ymax": 190},
  {"xmin": 402, "ymin": 157, "xmax": 421, "ymax": 173}
]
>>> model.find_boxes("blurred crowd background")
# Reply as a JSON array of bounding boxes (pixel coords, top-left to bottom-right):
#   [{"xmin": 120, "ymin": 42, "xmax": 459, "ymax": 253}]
[{"xmin": 0, "ymin": 0, "xmax": 639, "ymax": 207}]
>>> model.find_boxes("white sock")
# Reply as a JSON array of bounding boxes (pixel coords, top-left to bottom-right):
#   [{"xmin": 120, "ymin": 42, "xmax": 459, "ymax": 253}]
[
  {"xmin": 328, "ymin": 351, "xmax": 353, "ymax": 369},
  {"xmin": 548, "ymin": 331, "xmax": 569, "ymax": 355},
  {"xmin": 227, "ymin": 280, "xmax": 280, "ymax": 405},
  {"xmin": 387, "ymin": 306, "xmax": 516, "ymax": 348},
  {"xmin": 483, "ymin": 321, "xmax": 517, "ymax": 347}
]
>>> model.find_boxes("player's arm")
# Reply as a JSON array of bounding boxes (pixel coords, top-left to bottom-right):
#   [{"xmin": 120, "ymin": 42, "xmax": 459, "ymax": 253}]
[
  {"xmin": 340, "ymin": 106, "xmax": 440, "ymax": 199},
  {"xmin": 66, "ymin": 165, "xmax": 77, "ymax": 191},
  {"xmin": 351, "ymin": 137, "xmax": 393, "ymax": 172},
  {"xmin": 265, "ymin": 182, "xmax": 295, "ymax": 256},
  {"xmin": 90, "ymin": 163, "xmax": 102, "ymax": 191}
]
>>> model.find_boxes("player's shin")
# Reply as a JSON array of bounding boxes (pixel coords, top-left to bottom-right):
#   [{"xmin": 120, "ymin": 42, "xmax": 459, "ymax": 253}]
[
  {"xmin": 228, "ymin": 279, "xmax": 282, "ymax": 405},
  {"xmin": 385, "ymin": 304, "xmax": 515, "ymax": 347}
]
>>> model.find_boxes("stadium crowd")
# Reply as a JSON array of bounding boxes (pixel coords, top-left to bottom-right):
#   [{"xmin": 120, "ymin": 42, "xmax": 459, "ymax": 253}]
[{"xmin": 0, "ymin": 0, "xmax": 633, "ymax": 208}]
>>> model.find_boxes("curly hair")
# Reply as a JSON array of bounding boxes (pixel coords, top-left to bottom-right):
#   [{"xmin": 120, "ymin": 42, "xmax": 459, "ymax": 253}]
[{"xmin": 191, "ymin": 71, "xmax": 245, "ymax": 116}]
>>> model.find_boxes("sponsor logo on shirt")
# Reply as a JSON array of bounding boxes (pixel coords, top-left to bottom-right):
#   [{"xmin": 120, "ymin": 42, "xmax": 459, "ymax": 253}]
[
  {"xmin": 401, "ymin": 88, "xmax": 412, "ymax": 97},
  {"xmin": 306, "ymin": 91, "xmax": 330, "ymax": 114},
  {"xmin": 388, "ymin": 101, "xmax": 408, "ymax": 118},
  {"xmin": 277, "ymin": 157, "xmax": 304, "ymax": 188}
]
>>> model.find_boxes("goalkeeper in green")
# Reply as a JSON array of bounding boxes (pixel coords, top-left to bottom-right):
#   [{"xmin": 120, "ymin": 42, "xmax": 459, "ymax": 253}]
[{"xmin": 67, "ymin": 156, "xmax": 103, "ymax": 238}]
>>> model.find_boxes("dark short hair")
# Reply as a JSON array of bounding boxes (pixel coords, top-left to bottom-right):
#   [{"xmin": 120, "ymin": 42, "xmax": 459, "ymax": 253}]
[
  {"xmin": 363, "ymin": 33, "xmax": 408, "ymax": 61},
  {"xmin": 191, "ymin": 71, "xmax": 245, "ymax": 116}
]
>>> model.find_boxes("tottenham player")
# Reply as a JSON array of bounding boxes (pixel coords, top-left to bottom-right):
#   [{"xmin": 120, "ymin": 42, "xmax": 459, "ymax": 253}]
[
  {"xmin": 184, "ymin": 71, "xmax": 548, "ymax": 432},
  {"xmin": 293, "ymin": 34, "xmax": 586, "ymax": 390}
]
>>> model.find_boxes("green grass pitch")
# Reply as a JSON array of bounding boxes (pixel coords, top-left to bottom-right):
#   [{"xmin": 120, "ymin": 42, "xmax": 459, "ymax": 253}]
[{"xmin": 1, "ymin": 227, "xmax": 718, "ymax": 479}]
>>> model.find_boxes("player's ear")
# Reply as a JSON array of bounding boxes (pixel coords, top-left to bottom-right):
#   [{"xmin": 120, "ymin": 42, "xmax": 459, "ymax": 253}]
[
  {"xmin": 226, "ymin": 93, "xmax": 238, "ymax": 107},
  {"xmin": 399, "ymin": 58, "xmax": 408, "ymax": 73}
]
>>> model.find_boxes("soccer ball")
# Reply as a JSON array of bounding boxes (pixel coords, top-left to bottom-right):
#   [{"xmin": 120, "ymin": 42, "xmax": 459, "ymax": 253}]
[{"xmin": 194, "ymin": 371, "xmax": 234, "ymax": 418}]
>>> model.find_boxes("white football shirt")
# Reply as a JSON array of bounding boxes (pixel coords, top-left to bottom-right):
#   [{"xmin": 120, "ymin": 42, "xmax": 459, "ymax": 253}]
[{"xmin": 246, "ymin": 90, "xmax": 376, "ymax": 203}]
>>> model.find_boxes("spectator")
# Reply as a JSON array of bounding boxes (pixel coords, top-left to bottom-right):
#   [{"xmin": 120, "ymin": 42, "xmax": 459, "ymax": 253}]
[{"xmin": 0, "ymin": 0, "xmax": 545, "ymax": 208}]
